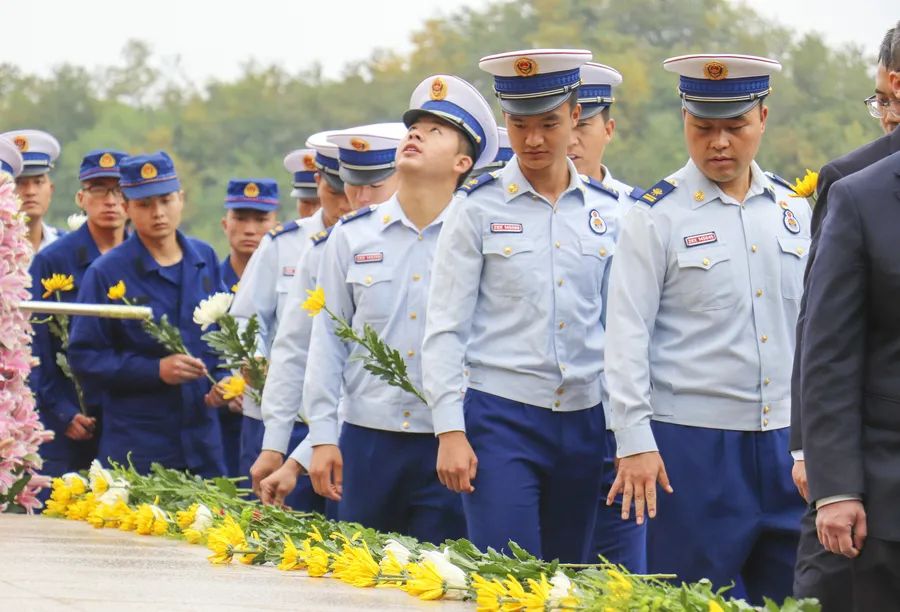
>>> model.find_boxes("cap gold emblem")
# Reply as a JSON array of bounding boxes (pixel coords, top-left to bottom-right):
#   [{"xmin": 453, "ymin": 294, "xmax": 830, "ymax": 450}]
[
  {"xmin": 244, "ymin": 182, "xmax": 260, "ymax": 198},
  {"xmin": 430, "ymin": 77, "xmax": 448, "ymax": 101},
  {"xmin": 99, "ymin": 153, "xmax": 116, "ymax": 168},
  {"xmin": 303, "ymin": 154, "xmax": 317, "ymax": 171},
  {"xmin": 12, "ymin": 135, "xmax": 28, "ymax": 152},
  {"xmin": 703, "ymin": 61, "xmax": 728, "ymax": 80},
  {"xmin": 350, "ymin": 138, "xmax": 370, "ymax": 152},
  {"xmin": 140, "ymin": 163, "xmax": 158, "ymax": 179},
  {"xmin": 514, "ymin": 57, "xmax": 538, "ymax": 77}
]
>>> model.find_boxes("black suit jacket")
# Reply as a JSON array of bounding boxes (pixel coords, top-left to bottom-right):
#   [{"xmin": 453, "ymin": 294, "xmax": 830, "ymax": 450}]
[
  {"xmin": 790, "ymin": 126, "xmax": 900, "ymax": 451},
  {"xmin": 801, "ymin": 151, "xmax": 900, "ymax": 541}
]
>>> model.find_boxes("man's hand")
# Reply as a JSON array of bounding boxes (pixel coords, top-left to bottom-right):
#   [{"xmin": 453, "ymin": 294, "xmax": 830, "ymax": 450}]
[
  {"xmin": 64, "ymin": 413, "xmax": 96, "ymax": 441},
  {"xmin": 160, "ymin": 354, "xmax": 208, "ymax": 385},
  {"xmin": 792, "ymin": 460, "xmax": 809, "ymax": 502},
  {"xmin": 436, "ymin": 431, "xmax": 477, "ymax": 494},
  {"xmin": 204, "ymin": 379, "xmax": 229, "ymax": 408},
  {"xmin": 227, "ymin": 396, "xmax": 243, "ymax": 414},
  {"xmin": 607, "ymin": 451, "xmax": 673, "ymax": 525},
  {"xmin": 816, "ymin": 500, "xmax": 867, "ymax": 558},
  {"xmin": 250, "ymin": 450, "xmax": 284, "ymax": 497},
  {"xmin": 259, "ymin": 459, "xmax": 305, "ymax": 507},
  {"xmin": 308, "ymin": 445, "xmax": 343, "ymax": 502}
]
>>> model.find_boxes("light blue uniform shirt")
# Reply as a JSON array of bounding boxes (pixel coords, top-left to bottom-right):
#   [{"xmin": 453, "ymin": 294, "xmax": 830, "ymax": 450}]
[
  {"xmin": 602, "ymin": 165, "xmax": 636, "ymax": 212},
  {"xmin": 229, "ymin": 209, "xmax": 325, "ymax": 419},
  {"xmin": 422, "ymin": 157, "xmax": 621, "ymax": 435},
  {"xmin": 304, "ymin": 195, "xmax": 448, "ymax": 447},
  {"xmin": 259, "ymin": 224, "xmax": 333, "ymax": 454},
  {"xmin": 606, "ymin": 159, "xmax": 812, "ymax": 457}
]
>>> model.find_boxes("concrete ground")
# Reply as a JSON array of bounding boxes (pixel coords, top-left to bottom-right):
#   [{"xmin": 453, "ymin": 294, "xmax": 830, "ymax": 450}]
[{"xmin": 0, "ymin": 515, "xmax": 471, "ymax": 611}]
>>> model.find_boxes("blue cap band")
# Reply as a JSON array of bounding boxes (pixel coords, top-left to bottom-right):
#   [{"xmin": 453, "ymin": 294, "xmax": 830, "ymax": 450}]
[
  {"xmin": 421, "ymin": 99, "xmax": 487, "ymax": 158},
  {"xmin": 338, "ymin": 147, "xmax": 397, "ymax": 170},
  {"xmin": 315, "ymin": 153, "xmax": 340, "ymax": 174},
  {"xmin": 1, "ymin": 161, "xmax": 13, "ymax": 174},
  {"xmin": 578, "ymin": 83, "xmax": 613, "ymax": 106},
  {"xmin": 293, "ymin": 170, "xmax": 317, "ymax": 187},
  {"xmin": 678, "ymin": 75, "xmax": 771, "ymax": 101},
  {"xmin": 493, "ymin": 68, "xmax": 581, "ymax": 99},
  {"xmin": 22, "ymin": 151, "xmax": 51, "ymax": 165}
]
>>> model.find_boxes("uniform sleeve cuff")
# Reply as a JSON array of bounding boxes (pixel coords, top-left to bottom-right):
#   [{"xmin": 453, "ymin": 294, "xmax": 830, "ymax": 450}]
[
  {"xmin": 815, "ymin": 494, "xmax": 862, "ymax": 509},
  {"xmin": 53, "ymin": 403, "xmax": 81, "ymax": 426},
  {"xmin": 289, "ymin": 438, "xmax": 314, "ymax": 472},
  {"xmin": 431, "ymin": 402, "xmax": 466, "ymax": 436},
  {"xmin": 261, "ymin": 424, "xmax": 293, "ymax": 456},
  {"xmin": 307, "ymin": 419, "xmax": 339, "ymax": 447},
  {"xmin": 791, "ymin": 449, "xmax": 805, "ymax": 461},
  {"xmin": 614, "ymin": 424, "xmax": 658, "ymax": 458}
]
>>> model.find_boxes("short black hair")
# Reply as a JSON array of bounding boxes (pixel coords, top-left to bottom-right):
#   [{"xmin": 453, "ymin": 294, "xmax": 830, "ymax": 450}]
[
  {"xmin": 455, "ymin": 130, "xmax": 476, "ymax": 188},
  {"xmin": 878, "ymin": 25, "xmax": 896, "ymax": 70},
  {"xmin": 890, "ymin": 22, "xmax": 900, "ymax": 71}
]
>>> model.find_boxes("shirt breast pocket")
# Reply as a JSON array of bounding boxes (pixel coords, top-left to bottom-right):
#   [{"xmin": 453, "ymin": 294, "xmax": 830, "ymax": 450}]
[
  {"xmin": 577, "ymin": 237, "xmax": 615, "ymax": 298},
  {"xmin": 674, "ymin": 245, "xmax": 738, "ymax": 311},
  {"xmin": 777, "ymin": 236, "xmax": 810, "ymax": 299},
  {"xmin": 346, "ymin": 264, "xmax": 394, "ymax": 325},
  {"xmin": 481, "ymin": 234, "xmax": 535, "ymax": 297}
]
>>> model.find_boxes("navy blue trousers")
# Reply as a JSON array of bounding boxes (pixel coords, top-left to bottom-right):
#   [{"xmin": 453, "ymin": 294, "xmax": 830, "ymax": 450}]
[
  {"xmin": 648, "ymin": 422, "xmax": 804, "ymax": 604},
  {"xmin": 595, "ymin": 429, "xmax": 648, "ymax": 571},
  {"xmin": 462, "ymin": 389, "xmax": 606, "ymax": 563},
  {"xmin": 219, "ymin": 408, "xmax": 242, "ymax": 478},
  {"xmin": 338, "ymin": 423, "xmax": 466, "ymax": 544},
  {"xmin": 240, "ymin": 416, "xmax": 325, "ymax": 513}
]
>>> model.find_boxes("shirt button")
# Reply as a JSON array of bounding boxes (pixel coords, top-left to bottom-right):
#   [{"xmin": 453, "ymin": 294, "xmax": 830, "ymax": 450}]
[
  {"xmin": 402, "ymin": 421, "xmax": 410, "ymax": 429},
  {"xmin": 764, "ymin": 377, "xmax": 771, "ymax": 385},
  {"xmin": 364, "ymin": 275, "xmax": 373, "ymax": 285},
  {"xmin": 756, "ymin": 289, "xmax": 763, "ymax": 297},
  {"xmin": 407, "ymin": 350, "xmax": 415, "ymax": 358},
  {"xmin": 417, "ymin": 234, "xmax": 423, "ymax": 241},
  {"xmin": 503, "ymin": 246, "xmax": 512, "ymax": 255},
  {"xmin": 560, "ymin": 364, "xmax": 567, "ymax": 372},
  {"xmin": 796, "ymin": 247, "xmax": 805, "ymax": 255},
  {"xmin": 751, "ymin": 245, "xmax": 758, "ymax": 253},
  {"xmin": 556, "ymin": 388, "xmax": 565, "ymax": 395},
  {"xmin": 403, "ymin": 410, "xmax": 411, "ymax": 418},
  {"xmin": 763, "ymin": 405, "xmax": 770, "ymax": 414},
  {"xmin": 761, "ymin": 335, "xmax": 768, "ymax": 343},
  {"xmin": 555, "ymin": 241, "xmax": 561, "ymax": 249},
  {"xmin": 553, "ymin": 401, "xmax": 561, "ymax": 408},
  {"xmin": 557, "ymin": 279, "xmax": 564, "ymax": 287},
  {"xmin": 702, "ymin": 257, "xmax": 711, "ymax": 267},
  {"xmin": 599, "ymin": 248, "xmax": 607, "ymax": 257},
  {"xmin": 558, "ymin": 321, "xmax": 566, "ymax": 329},
  {"xmin": 412, "ymin": 273, "xmax": 421, "ymax": 282},
  {"xmin": 763, "ymin": 418, "xmax": 769, "ymax": 427},
  {"xmin": 409, "ymin": 312, "xmax": 417, "ymax": 320}
]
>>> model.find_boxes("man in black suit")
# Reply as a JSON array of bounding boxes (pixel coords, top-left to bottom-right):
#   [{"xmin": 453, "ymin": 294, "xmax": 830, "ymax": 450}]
[
  {"xmin": 800, "ymin": 148, "xmax": 900, "ymax": 609},
  {"xmin": 790, "ymin": 22, "xmax": 900, "ymax": 609}
]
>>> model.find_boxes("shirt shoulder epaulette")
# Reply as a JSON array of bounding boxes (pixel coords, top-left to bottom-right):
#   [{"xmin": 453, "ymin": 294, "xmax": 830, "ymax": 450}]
[
  {"xmin": 764, "ymin": 171, "xmax": 798, "ymax": 195},
  {"xmin": 637, "ymin": 178, "xmax": 677, "ymax": 206},
  {"xmin": 629, "ymin": 186, "xmax": 646, "ymax": 200},
  {"xmin": 310, "ymin": 225, "xmax": 334, "ymax": 246},
  {"xmin": 269, "ymin": 220, "xmax": 300, "ymax": 239},
  {"xmin": 456, "ymin": 171, "xmax": 499, "ymax": 195},
  {"xmin": 339, "ymin": 205, "xmax": 377, "ymax": 225},
  {"xmin": 580, "ymin": 174, "xmax": 619, "ymax": 200}
]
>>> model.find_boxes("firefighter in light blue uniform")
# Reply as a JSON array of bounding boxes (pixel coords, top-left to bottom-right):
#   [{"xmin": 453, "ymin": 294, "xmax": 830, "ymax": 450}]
[
  {"xmin": 29, "ymin": 149, "xmax": 129, "ymax": 478},
  {"xmin": 422, "ymin": 49, "xmax": 621, "ymax": 563},
  {"xmin": 470, "ymin": 127, "xmax": 513, "ymax": 178},
  {"xmin": 69, "ymin": 151, "xmax": 227, "ymax": 477},
  {"xmin": 605, "ymin": 54, "xmax": 810, "ymax": 602}
]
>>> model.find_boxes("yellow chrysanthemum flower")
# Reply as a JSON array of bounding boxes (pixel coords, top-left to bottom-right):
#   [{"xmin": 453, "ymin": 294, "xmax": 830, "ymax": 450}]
[
  {"xmin": 278, "ymin": 536, "xmax": 304, "ymax": 571},
  {"xmin": 69, "ymin": 476, "xmax": 87, "ymax": 496},
  {"xmin": 239, "ymin": 530, "xmax": 260, "ymax": 565},
  {"xmin": 301, "ymin": 286, "xmax": 326, "ymax": 317},
  {"xmin": 472, "ymin": 573, "xmax": 508, "ymax": 612},
  {"xmin": 206, "ymin": 515, "xmax": 247, "ymax": 565},
  {"xmin": 135, "ymin": 504, "xmax": 168, "ymax": 536},
  {"xmin": 64, "ymin": 493, "xmax": 98, "ymax": 521},
  {"xmin": 376, "ymin": 551, "xmax": 407, "ymax": 589},
  {"xmin": 790, "ymin": 169, "xmax": 818, "ymax": 198},
  {"xmin": 220, "ymin": 375, "xmax": 246, "ymax": 401},
  {"xmin": 503, "ymin": 574, "xmax": 529, "ymax": 610},
  {"xmin": 231, "ymin": 283, "xmax": 240, "ymax": 293},
  {"xmin": 175, "ymin": 503, "xmax": 199, "ymax": 530},
  {"xmin": 308, "ymin": 525, "xmax": 325, "ymax": 542},
  {"xmin": 107, "ymin": 280, "xmax": 127, "ymax": 300},
  {"xmin": 41, "ymin": 273, "xmax": 74, "ymax": 298},
  {"xmin": 336, "ymin": 543, "xmax": 380, "ymax": 588},
  {"xmin": 709, "ymin": 601, "xmax": 725, "ymax": 612},
  {"xmin": 87, "ymin": 501, "xmax": 121, "ymax": 529},
  {"xmin": 605, "ymin": 569, "xmax": 634, "ymax": 601},
  {"xmin": 183, "ymin": 529, "xmax": 203, "ymax": 544},
  {"xmin": 521, "ymin": 575, "xmax": 553, "ymax": 612},
  {"xmin": 115, "ymin": 501, "xmax": 138, "ymax": 531},
  {"xmin": 406, "ymin": 561, "xmax": 447, "ymax": 601},
  {"xmin": 303, "ymin": 540, "xmax": 330, "ymax": 577}
]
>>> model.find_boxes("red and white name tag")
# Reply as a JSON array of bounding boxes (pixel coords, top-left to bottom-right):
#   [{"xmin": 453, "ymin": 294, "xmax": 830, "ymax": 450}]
[
  {"xmin": 282, "ymin": 266, "xmax": 295, "ymax": 276},
  {"xmin": 490, "ymin": 222, "xmax": 523, "ymax": 233},
  {"xmin": 354, "ymin": 252, "xmax": 384, "ymax": 264},
  {"xmin": 683, "ymin": 232, "xmax": 718, "ymax": 248}
]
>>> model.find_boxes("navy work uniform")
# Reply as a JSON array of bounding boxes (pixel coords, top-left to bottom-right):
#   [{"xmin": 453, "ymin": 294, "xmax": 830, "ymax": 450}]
[
  {"xmin": 576, "ymin": 60, "xmax": 647, "ymax": 572},
  {"xmin": 605, "ymin": 55, "xmax": 809, "ymax": 602},
  {"xmin": 422, "ymin": 50, "xmax": 618, "ymax": 563},
  {"xmin": 69, "ymin": 152, "xmax": 226, "ymax": 477},
  {"xmin": 28, "ymin": 150, "xmax": 128, "ymax": 478},
  {"xmin": 1, "ymin": 129, "xmax": 65, "ymax": 250},
  {"xmin": 218, "ymin": 178, "xmax": 281, "ymax": 477},
  {"xmin": 304, "ymin": 76, "xmax": 498, "ymax": 542}
]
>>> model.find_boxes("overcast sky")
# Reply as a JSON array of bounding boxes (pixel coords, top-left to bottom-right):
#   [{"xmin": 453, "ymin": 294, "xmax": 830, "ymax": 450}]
[{"xmin": 0, "ymin": 0, "xmax": 894, "ymax": 82}]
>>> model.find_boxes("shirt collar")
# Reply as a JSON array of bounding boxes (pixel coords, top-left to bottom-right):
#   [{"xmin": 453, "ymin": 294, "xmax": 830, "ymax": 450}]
[
  {"xmin": 74, "ymin": 222, "xmax": 102, "ymax": 267},
  {"xmin": 500, "ymin": 157, "xmax": 586, "ymax": 204},
  {"xmin": 685, "ymin": 158, "xmax": 772, "ymax": 209},
  {"xmin": 378, "ymin": 193, "xmax": 451, "ymax": 233},
  {"xmin": 132, "ymin": 230, "xmax": 205, "ymax": 275}
]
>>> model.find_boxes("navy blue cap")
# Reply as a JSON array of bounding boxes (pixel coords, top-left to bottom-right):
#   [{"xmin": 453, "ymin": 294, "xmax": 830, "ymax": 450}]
[
  {"xmin": 79, "ymin": 149, "xmax": 128, "ymax": 181},
  {"xmin": 119, "ymin": 151, "xmax": 181, "ymax": 199},
  {"xmin": 225, "ymin": 178, "xmax": 280, "ymax": 212}
]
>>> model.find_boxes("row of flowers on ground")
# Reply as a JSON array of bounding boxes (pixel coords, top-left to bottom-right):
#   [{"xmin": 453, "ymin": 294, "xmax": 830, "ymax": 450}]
[{"xmin": 43, "ymin": 460, "xmax": 818, "ymax": 612}]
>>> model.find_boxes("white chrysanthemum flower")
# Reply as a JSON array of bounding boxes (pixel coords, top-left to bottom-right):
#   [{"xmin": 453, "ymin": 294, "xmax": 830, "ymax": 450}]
[
  {"xmin": 549, "ymin": 571, "xmax": 573, "ymax": 604},
  {"xmin": 190, "ymin": 503, "xmax": 213, "ymax": 532},
  {"xmin": 60, "ymin": 472, "xmax": 89, "ymax": 487},
  {"xmin": 88, "ymin": 460, "xmax": 113, "ymax": 493},
  {"xmin": 192, "ymin": 292, "xmax": 234, "ymax": 330},
  {"xmin": 383, "ymin": 539, "xmax": 413, "ymax": 566},
  {"xmin": 420, "ymin": 550, "xmax": 468, "ymax": 599},
  {"xmin": 97, "ymin": 481, "xmax": 130, "ymax": 506},
  {"xmin": 67, "ymin": 213, "xmax": 88, "ymax": 231}
]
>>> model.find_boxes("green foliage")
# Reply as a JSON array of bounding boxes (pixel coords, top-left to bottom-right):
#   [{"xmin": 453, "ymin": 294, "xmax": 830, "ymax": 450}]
[
  {"xmin": 201, "ymin": 313, "xmax": 268, "ymax": 402},
  {"xmin": 1, "ymin": 0, "xmax": 880, "ymax": 255}
]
